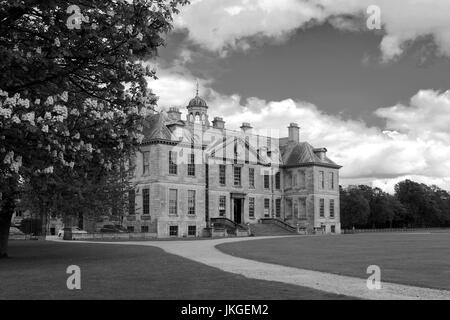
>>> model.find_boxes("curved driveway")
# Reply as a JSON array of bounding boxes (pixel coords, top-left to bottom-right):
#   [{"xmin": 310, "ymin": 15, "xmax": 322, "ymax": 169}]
[{"xmin": 53, "ymin": 236, "xmax": 450, "ymax": 300}]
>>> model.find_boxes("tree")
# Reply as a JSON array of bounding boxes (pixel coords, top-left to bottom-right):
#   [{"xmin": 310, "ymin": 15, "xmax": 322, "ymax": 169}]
[
  {"xmin": 340, "ymin": 186, "xmax": 370, "ymax": 229},
  {"xmin": 0, "ymin": 0, "xmax": 189, "ymax": 257},
  {"xmin": 394, "ymin": 180, "xmax": 450, "ymax": 227}
]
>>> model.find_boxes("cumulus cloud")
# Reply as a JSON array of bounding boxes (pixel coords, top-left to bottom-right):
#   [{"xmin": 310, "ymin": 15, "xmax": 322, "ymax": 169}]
[
  {"xmin": 174, "ymin": 0, "xmax": 450, "ymax": 61},
  {"xmin": 151, "ymin": 69, "xmax": 450, "ymax": 192}
]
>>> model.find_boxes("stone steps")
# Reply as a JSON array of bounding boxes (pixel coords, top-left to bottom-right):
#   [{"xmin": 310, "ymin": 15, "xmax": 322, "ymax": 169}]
[{"xmin": 249, "ymin": 223, "xmax": 296, "ymax": 236}]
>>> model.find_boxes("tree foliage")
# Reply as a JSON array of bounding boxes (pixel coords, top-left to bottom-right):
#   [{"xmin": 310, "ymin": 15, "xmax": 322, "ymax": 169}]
[
  {"xmin": 0, "ymin": 0, "xmax": 189, "ymax": 257},
  {"xmin": 340, "ymin": 180, "xmax": 450, "ymax": 229}
]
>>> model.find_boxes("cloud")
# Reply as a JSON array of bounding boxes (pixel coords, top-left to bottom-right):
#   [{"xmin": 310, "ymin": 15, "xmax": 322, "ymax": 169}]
[
  {"xmin": 174, "ymin": 0, "xmax": 450, "ymax": 60},
  {"xmin": 150, "ymin": 69, "xmax": 450, "ymax": 191}
]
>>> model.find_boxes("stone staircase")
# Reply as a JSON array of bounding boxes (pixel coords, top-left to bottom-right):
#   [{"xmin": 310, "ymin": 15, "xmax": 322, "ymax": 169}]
[{"xmin": 248, "ymin": 222, "xmax": 296, "ymax": 236}]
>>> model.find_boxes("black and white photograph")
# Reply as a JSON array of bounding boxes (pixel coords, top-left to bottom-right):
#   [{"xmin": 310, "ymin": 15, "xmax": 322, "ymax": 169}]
[{"xmin": 1, "ymin": 0, "xmax": 450, "ymax": 312}]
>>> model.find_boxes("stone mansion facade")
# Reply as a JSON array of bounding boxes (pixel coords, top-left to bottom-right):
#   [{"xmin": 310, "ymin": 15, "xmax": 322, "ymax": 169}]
[{"xmin": 123, "ymin": 93, "xmax": 342, "ymax": 237}]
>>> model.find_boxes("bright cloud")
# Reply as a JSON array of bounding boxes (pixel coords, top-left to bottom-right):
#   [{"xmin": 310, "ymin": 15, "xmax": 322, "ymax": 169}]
[
  {"xmin": 150, "ymin": 69, "xmax": 450, "ymax": 192},
  {"xmin": 174, "ymin": 0, "xmax": 450, "ymax": 60}
]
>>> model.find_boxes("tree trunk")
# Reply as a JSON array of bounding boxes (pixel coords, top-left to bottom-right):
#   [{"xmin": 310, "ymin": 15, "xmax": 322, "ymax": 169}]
[{"xmin": 0, "ymin": 195, "xmax": 15, "ymax": 258}]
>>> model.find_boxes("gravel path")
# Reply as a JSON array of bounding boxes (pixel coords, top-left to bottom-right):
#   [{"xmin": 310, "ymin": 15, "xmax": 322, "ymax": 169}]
[{"xmin": 53, "ymin": 236, "xmax": 450, "ymax": 300}]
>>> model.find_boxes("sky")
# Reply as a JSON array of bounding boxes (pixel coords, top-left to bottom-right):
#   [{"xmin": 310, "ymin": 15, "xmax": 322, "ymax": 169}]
[{"xmin": 147, "ymin": 0, "xmax": 450, "ymax": 193}]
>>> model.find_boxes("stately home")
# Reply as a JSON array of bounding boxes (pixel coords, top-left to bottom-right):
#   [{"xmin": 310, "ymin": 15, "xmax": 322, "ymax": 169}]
[{"xmin": 123, "ymin": 92, "xmax": 342, "ymax": 237}]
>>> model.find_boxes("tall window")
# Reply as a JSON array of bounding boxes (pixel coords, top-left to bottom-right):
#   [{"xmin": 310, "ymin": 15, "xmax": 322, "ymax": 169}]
[
  {"xmin": 169, "ymin": 151, "xmax": 177, "ymax": 175},
  {"xmin": 169, "ymin": 225, "xmax": 178, "ymax": 236},
  {"xmin": 275, "ymin": 172, "xmax": 280, "ymax": 190},
  {"xmin": 275, "ymin": 199, "xmax": 281, "ymax": 217},
  {"xmin": 142, "ymin": 188, "xmax": 150, "ymax": 215},
  {"xmin": 329, "ymin": 172, "xmax": 335, "ymax": 190},
  {"xmin": 188, "ymin": 153, "xmax": 195, "ymax": 176},
  {"xmin": 329, "ymin": 199, "xmax": 335, "ymax": 218},
  {"xmin": 219, "ymin": 196, "xmax": 226, "ymax": 217},
  {"xmin": 143, "ymin": 151, "xmax": 150, "ymax": 175},
  {"xmin": 249, "ymin": 197, "xmax": 255, "ymax": 218},
  {"xmin": 219, "ymin": 164, "xmax": 226, "ymax": 185},
  {"xmin": 128, "ymin": 189, "xmax": 135, "ymax": 215},
  {"xmin": 249, "ymin": 168, "xmax": 255, "ymax": 188},
  {"xmin": 319, "ymin": 198, "xmax": 325, "ymax": 217},
  {"xmin": 264, "ymin": 173, "xmax": 270, "ymax": 189},
  {"xmin": 188, "ymin": 225, "xmax": 196, "ymax": 236},
  {"xmin": 188, "ymin": 190, "xmax": 196, "ymax": 215},
  {"xmin": 169, "ymin": 189, "xmax": 178, "ymax": 215},
  {"xmin": 264, "ymin": 198, "xmax": 270, "ymax": 217},
  {"xmin": 319, "ymin": 171, "xmax": 325, "ymax": 189},
  {"xmin": 234, "ymin": 166, "xmax": 242, "ymax": 186}
]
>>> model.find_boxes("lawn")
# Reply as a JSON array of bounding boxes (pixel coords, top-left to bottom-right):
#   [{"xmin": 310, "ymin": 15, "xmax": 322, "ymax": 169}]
[
  {"xmin": 0, "ymin": 240, "xmax": 349, "ymax": 300},
  {"xmin": 217, "ymin": 233, "xmax": 450, "ymax": 290}
]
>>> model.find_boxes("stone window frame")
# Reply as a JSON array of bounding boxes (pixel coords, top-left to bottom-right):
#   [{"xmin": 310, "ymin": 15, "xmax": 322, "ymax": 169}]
[
  {"xmin": 264, "ymin": 198, "xmax": 270, "ymax": 217},
  {"xmin": 187, "ymin": 153, "xmax": 195, "ymax": 176},
  {"xmin": 219, "ymin": 195, "xmax": 226, "ymax": 217},
  {"xmin": 275, "ymin": 172, "xmax": 281, "ymax": 190},
  {"xmin": 233, "ymin": 165, "xmax": 242, "ymax": 186},
  {"xmin": 329, "ymin": 199, "xmax": 335, "ymax": 218},
  {"xmin": 219, "ymin": 164, "xmax": 226, "ymax": 186},
  {"xmin": 249, "ymin": 197, "xmax": 255, "ymax": 218},
  {"xmin": 329, "ymin": 172, "xmax": 335, "ymax": 190},
  {"xmin": 187, "ymin": 225, "xmax": 197, "ymax": 236},
  {"xmin": 169, "ymin": 151, "xmax": 178, "ymax": 175},
  {"xmin": 275, "ymin": 198, "xmax": 281, "ymax": 217},
  {"xmin": 319, "ymin": 171, "xmax": 325, "ymax": 189},
  {"xmin": 249, "ymin": 167, "xmax": 255, "ymax": 188},
  {"xmin": 188, "ymin": 190, "xmax": 196, "ymax": 215},
  {"xmin": 319, "ymin": 198, "xmax": 325, "ymax": 217},
  {"xmin": 143, "ymin": 151, "xmax": 150, "ymax": 175},
  {"xmin": 264, "ymin": 173, "xmax": 270, "ymax": 189},
  {"xmin": 169, "ymin": 189, "xmax": 178, "ymax": 216},
  {"xmin": 142, "ymin": 188, "xmax": 150, "ymax": 216},
  {"xmin": 169, "ymin": 225, "xmax": 178, "ymax": 237}
]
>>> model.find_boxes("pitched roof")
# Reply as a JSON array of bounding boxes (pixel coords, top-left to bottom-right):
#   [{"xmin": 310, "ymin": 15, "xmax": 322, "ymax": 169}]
[
  {"xmin": 142, "ymin": 113, "xmax": 174, "ymax": 141},
  {"xmin": 280, "ymin": 141, "xmax": 341, "ymax": 168}
]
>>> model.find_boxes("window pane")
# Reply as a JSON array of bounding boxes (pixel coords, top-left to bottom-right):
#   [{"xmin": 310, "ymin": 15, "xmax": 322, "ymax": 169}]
[
  {"xmin": 249, "ymin": 168, "xmax": 255, "ymax": 188},
  {"xmin": 143, "ymin": 151, "xmax": 150, "ymax": 175},
  {"xmin": 330, "ymin": 199, "xmax": 335, "ymax": 218},
  {"xmin": 320, "ymin": 198, "xmax": 325, "ymax": 217},
  {"xmin": 275, "ymin": 172, "xmax": 280, "ymax": 189},
  {"xmin": 188, "ymin": 225, "xmax": 196, "ymax": 236},
  {"xmin": 234, "ymin": 166, "xmax": 241, "ymax": 186},
  {"xmin": 264, "ymin": 199, "xmax": 270, "ymax": 217},
  {"xmin": 188, "ymin": 153, "xmax": 195, "ymax": 176},
  {"xmin": 219, "ymin": 196, "xmax": 226, "ymax": 217},
  {"xmin": 264, "ymin": 173, "xmax": 270, "ymax": 189},
  {"xmin": 169, "ymin": 189, "xmax": 178, "ymax": 215},
  {"xmin": 169, "ymin": 226, "xmax": 178, "ymax": 236},
  {"xmin": 169, "ymin": 151, "xmax": 177, "ymax": 175},
  {"xmin": 219, "ymin": 165, "xmax": 226, "ymax": 185},
  {"xmin": 249, "ymin": 197, "xmax": 255, "ymax": 218},
  {"xmin": 188, "ymin": 190, "xmax": 196, "ymax": 215},
  {"xmin": 142, "ymin": 188, "xmax": 150, "ymax": 215},
  {"xmin": 320, "ymin": 171, "xmax": 324, "ymax": 189},
  {"xmin": 276, "ymin": 199, "xmax": 281, "ymax": 217}
]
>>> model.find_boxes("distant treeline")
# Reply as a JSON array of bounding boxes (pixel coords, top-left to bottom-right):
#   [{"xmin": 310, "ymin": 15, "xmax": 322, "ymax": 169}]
[{"xmin": 340, "ymin": 180, "xmax": 450, "ymax": 229}]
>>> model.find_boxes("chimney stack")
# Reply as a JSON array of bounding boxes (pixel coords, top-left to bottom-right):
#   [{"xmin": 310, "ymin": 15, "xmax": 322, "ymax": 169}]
[
  {"xmin": 212, "ymin": 117, "xmax": 225, "ymax": 130},
  {"xmin": 313, "ymin": 148, "xmax": 327, "ymax": 161},
  {"xmin": 240, "ymin": 122, "xmax": 253, "ymax": 133},
  {"xmin": 288, "ymin": 123, "xmax": 299, "ymax": 142},
  {"xmin": 167, "ymin": 107, "xmax": 181, "ymax": 121}
]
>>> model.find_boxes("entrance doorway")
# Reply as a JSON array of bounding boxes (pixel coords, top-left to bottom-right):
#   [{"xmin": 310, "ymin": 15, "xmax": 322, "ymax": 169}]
[{"xmin": 233, "ymin": 198, "xmax": 242, "ymax": 224}]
